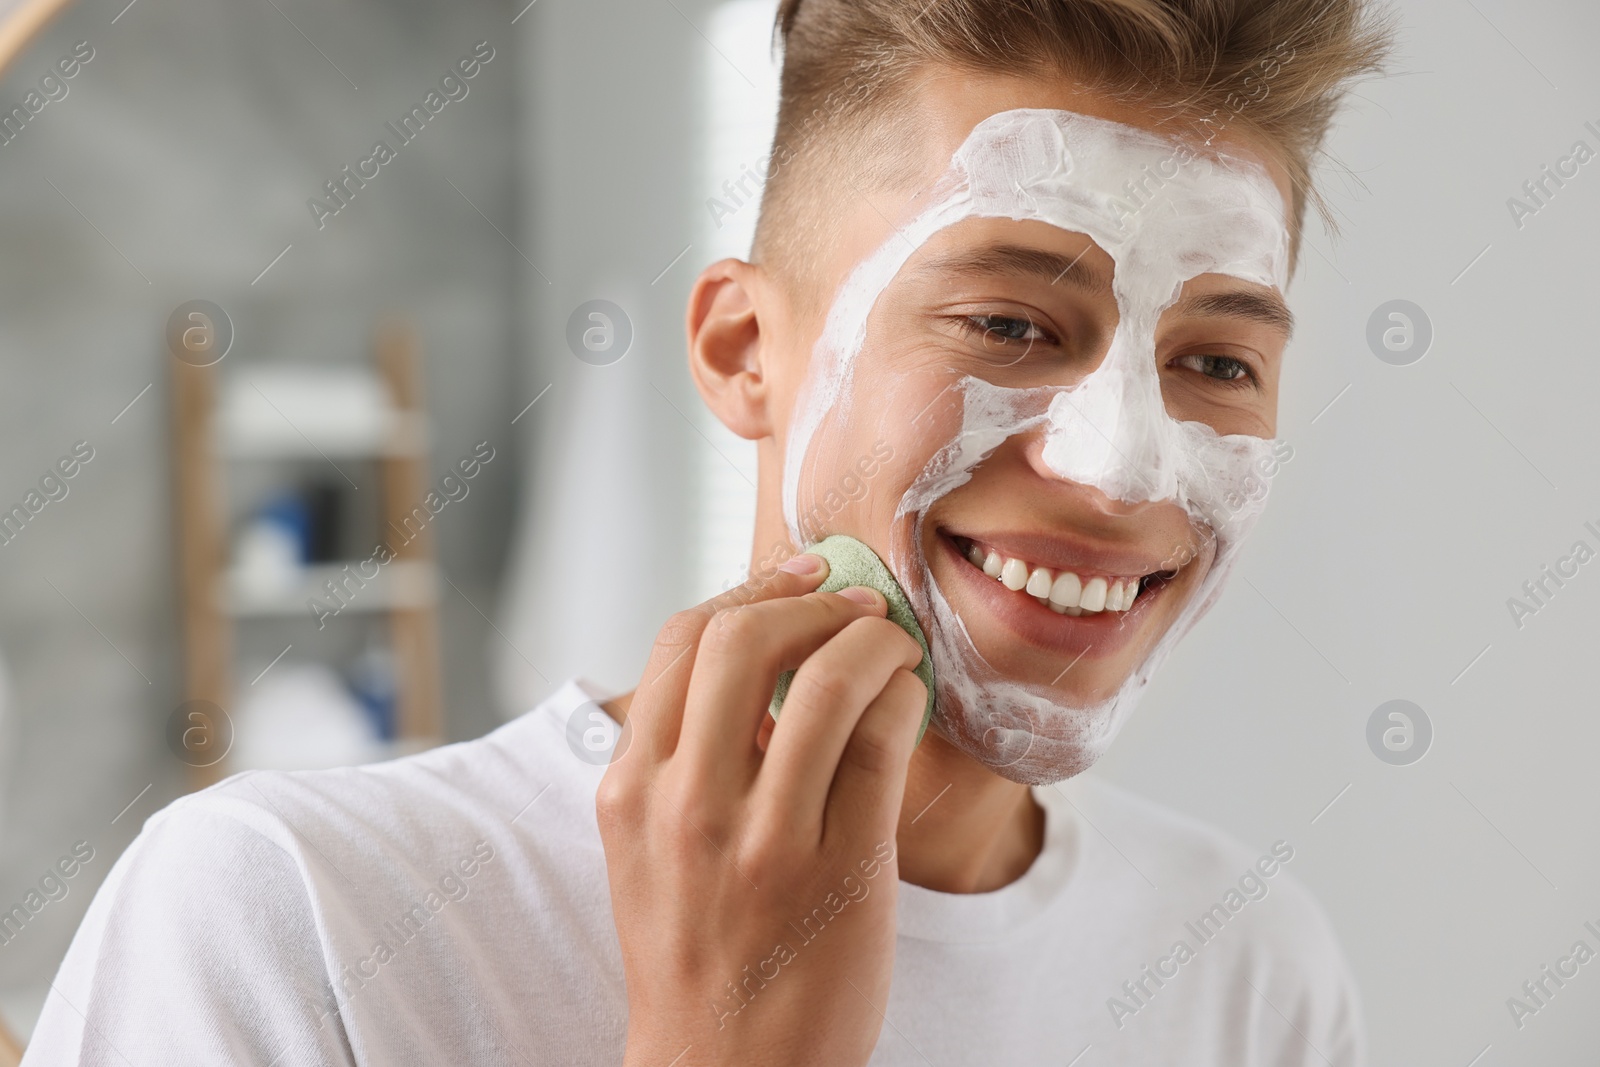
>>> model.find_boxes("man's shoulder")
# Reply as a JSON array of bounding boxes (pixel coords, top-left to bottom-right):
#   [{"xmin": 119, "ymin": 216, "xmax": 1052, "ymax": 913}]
[
  {"xmin": 1042, "ymin": 777, "xmax": 1365, "ymax": 1064},
  {"xmin": 91, "ymin": 674, "xmax": 620, "ymax": 975},
  {"xmin": 1053, "ymin": 775, "xmax": 1349, "ymax": 959},
  {"xmin": 27, "ymin": 679, "xmax": 628, "ymax": 1065}
]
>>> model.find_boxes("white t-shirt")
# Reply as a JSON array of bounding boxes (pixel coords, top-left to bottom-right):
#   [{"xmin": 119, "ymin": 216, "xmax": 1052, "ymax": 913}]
[{"xmin": 26, "ymin": 677, "xmax": 1365, "ymax": 1065}]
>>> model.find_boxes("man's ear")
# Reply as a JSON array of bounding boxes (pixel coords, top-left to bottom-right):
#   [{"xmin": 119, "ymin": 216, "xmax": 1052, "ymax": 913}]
[{"xmin": 686, "ymin": 257, "xmax": 776, "ymax": 441}]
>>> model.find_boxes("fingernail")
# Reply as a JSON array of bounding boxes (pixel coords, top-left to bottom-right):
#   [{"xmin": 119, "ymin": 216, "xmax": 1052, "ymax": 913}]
[
  {"xmin": 779, "ymin": 552, "xmax": 825, "ymax": 575},
  {"xmin": 837, "ymin": 586, "xmax": 882, "ymax": 608}
]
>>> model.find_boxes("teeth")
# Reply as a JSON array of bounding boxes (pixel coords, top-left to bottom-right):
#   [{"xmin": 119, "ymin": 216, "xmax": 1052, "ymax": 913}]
[
  {"xmin": 1106, "ymin": 579, "xmax": 1126, "ymax": 612},
  {"xmin": 1025, "ymin": 567, "xmax": 1053, "ymax": 597},
  {"xmin": 958, "ymin": 538, "xmax": 1147, "ymax": 615},
  {"xmin": 1048, "ymin": 571, "xmax": 1082, "ymax": 609}
]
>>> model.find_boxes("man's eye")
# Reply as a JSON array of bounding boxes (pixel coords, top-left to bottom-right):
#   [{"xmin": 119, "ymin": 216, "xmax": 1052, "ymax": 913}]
[
  {"xmin": 958, "ymin": 314, "xmax": 1051, "ymax": 346},
  {"xmin": 1174, "ymin": 353, "xmax": 1256, "ymax": 387}
]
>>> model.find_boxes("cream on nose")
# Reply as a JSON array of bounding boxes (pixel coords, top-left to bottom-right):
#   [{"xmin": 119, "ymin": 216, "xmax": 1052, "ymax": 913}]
[{"xmin": 1039, "ymin": 325, "xmax": 1177, "ymax": 507}]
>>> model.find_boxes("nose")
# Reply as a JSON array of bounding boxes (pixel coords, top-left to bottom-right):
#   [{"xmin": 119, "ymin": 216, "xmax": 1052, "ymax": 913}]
[
  {"xmin": 1032, "ymin": 330, "xmax": 1179, "ymax": 508},
  {"xmin": 1019, "ymin": 430, "xmax": 1163, "ymax": 521}
]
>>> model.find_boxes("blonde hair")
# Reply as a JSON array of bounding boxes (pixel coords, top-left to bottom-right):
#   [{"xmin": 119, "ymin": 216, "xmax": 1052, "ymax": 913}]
[{"xmin": 754, "ymin": 0, "xmax": 1395, "ymax": 291}]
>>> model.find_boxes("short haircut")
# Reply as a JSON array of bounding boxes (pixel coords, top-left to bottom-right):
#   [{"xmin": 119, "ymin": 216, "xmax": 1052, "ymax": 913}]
[{"xmin": 754, "ymin": 0, "xmax": 1395, "ymax": 299}]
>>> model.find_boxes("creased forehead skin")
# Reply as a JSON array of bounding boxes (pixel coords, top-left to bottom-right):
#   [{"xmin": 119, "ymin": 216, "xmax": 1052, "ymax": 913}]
[{"xmin": 781, "ymin": 108, "xmax": 1290, "ymax": 785}]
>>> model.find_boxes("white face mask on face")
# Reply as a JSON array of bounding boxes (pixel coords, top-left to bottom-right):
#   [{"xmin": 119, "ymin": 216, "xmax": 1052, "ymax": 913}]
[{"xmin": 782, "ymin": 108, "xmax": 1291, "ymax": 785}]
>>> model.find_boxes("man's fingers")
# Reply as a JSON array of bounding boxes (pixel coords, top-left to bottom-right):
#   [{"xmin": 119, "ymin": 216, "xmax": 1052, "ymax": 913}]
[
  {"xmin": 822, "ymin": 668, "xmax": 927, "ymax": 848},
  {"xmin": 620, "ymin": 553, "xmax": 830, "ymax": 767},
  {"xmin": 753, "ymin": 615, "xmax": 923, "ymax": 838},
  {"xmin": 675, "ymin": 587, "xmax": 892, "ymax": 794}
]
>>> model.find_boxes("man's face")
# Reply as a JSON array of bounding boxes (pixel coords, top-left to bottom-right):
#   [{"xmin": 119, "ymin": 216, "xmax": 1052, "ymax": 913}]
[{"xmin": 760, "ymin": 73, "xmax": 1296, "ymax": 783}]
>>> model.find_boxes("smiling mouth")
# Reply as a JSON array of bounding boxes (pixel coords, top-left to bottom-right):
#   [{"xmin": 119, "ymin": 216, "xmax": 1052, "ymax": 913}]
[{"xmin": 945, "ymin": 532, "xmax": 1177, "ymax": 617}]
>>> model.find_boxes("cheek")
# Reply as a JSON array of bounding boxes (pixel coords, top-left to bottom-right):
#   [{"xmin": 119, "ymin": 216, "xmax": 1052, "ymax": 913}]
[
  {"xmin": 791, "ymin": 362, "xmax": 956, "ymax": 545},
  {"xmin": 1259, "ymin": 377, "xmax": 1281, "ymax": 438}
]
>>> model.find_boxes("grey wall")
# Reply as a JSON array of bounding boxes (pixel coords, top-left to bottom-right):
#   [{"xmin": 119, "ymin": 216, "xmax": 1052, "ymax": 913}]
[
  {"xmin": 494, "ymin": 0, "xmax": 722, "ymax": 714},
  {"xmin": 1093, "ymin": 1, "xmax": 1600, "ymax": 1063},
  {"xmin": 0, "ymin": 0, "xmax": 521, "ymax": 1031}
]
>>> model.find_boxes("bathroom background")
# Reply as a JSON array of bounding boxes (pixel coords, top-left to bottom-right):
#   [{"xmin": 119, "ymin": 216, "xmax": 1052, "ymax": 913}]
[{"xmin": 0, "ymin": 0, "xmax": 1596, "ymax": 1062}]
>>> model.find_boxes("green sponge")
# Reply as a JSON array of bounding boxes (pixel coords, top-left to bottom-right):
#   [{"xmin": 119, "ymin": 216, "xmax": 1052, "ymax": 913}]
[{"xmin": 767, "ymin": 534, "xmax": 936, "ymax": 746}]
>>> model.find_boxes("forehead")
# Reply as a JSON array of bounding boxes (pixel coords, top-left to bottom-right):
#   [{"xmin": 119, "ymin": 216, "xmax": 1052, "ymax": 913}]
[
  {"xmin": 901, "ymin": 70, "xmax": 1298, "ymax": 230},
  {"xmin": 813, "ymin": 105, "xmax": 1292, "ymax": 360},
  {"xmin": 926, "ymin": 108, "xmax": 1290, "ymax": 292}
]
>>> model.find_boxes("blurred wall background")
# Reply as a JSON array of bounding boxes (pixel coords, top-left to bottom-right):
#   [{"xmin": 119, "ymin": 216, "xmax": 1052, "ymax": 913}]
[
  {"xmin": 0, "ymin": 0, "xmax": 522, "ymax": 1032},
  {"xmin": 1, "ymin": 0, "xmax": 1597, "ymax": 1064}
]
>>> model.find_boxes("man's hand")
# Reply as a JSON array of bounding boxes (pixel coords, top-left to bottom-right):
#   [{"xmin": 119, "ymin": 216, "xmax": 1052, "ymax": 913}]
[{"xmin": 597, "ymin": 552, "xmax": 927, "ymax": 1067}]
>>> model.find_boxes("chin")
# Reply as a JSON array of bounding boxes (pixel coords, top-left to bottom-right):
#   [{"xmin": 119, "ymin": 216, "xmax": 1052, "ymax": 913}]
[
  {"xmin": 926, "ymin": 686, "xmax": 1130, "ymax": 787},
  {"xmin": 906, "ymin": 561, "xmax": 1156, "ymax": 788}
]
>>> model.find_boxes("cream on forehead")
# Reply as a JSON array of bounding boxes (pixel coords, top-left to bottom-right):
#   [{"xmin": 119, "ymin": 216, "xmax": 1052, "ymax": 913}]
[{"xmin": 780, "ymin": 107, "xmax": 1292, "ymax": 785}]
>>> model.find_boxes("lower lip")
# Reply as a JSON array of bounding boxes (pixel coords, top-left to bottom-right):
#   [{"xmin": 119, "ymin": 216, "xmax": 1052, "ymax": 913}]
[{"xmin": 934, "ymin": 531, "xmax": 1161, "ymax": 660}]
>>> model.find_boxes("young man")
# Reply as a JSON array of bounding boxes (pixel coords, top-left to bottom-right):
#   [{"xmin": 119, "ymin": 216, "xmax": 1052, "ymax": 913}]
[{"xmin": 26, "ymin": 1, "xmax": 1391, "ymax": 1064}]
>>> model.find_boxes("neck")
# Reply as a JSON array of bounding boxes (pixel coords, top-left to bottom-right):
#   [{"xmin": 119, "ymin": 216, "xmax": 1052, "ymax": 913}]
[{"xmin": 895, "ymin": 727, "xmax": 1045, "ymax": 894}]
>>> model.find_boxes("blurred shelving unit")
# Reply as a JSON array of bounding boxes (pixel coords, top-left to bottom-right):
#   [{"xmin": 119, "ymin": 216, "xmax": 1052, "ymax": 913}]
[
  {"xmin": 0, "ymin": 1006, "xmax": 18, "ymax": 1067},
  {"xmin": 171, "ymin": 320, "xmax": 443, "ymax": 791},
  {"xmin": 0, "ymin": 0, "xmax": 72, "ymax": 72}
]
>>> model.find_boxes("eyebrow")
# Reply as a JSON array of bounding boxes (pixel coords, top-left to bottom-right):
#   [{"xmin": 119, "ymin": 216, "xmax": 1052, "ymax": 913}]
[
  {"xmin": 908, "ymin": 241, "xmax": 1293, "ymax": 336},
  {"xmin": 907, "ymin": 242, "xmax": 1114, "ymax": 296},
  {"xmin": 1172, "ymin": 289, "xmax": 1295, "ymax": 338}
]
